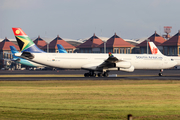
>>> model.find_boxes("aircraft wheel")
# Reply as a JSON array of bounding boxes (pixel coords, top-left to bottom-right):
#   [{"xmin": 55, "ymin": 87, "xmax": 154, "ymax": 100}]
[
  {"xmin": 98, "ymin": 73, "xmax": 103, "ymax": 77},
  {"xmin": 103, "ymin": 72, "xmax": 109, "ymax": 77},
  {"xmin": 93, "ymin": 73, "xmax": 96, "ymax": 77},
  {"xmin": 159, "ymin": 73, "xmax": 162, "ymax": 76},
  {"xmin": 84, "ymin": 73, "xmax": 89, "ymax": 77}
]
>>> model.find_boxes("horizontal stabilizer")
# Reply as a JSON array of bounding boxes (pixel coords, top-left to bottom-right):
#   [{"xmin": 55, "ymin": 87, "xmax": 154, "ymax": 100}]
[{"xmin": 21, "ymin": 52, "xmax": 34, "ymax": 59}]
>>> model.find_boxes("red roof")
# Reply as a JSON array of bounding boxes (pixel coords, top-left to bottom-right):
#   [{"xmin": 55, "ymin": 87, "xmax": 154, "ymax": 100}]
[
  {"xmin": 98, "ymin": 33, "xmax": 134, "ymax": 48},
  {"xmin": 0, "ymin": 37, "xmax": 20, "ymax": 51},
  {"xmin": 42, "ymin": 35, "xmax": 75, "ymax": 49},
  {"xmin": 77, "ymin": 34, "xmax": 103, "ymax": 48},
  {"xmin": 33, "ymin": 36, "xmax": 47, "ymax": 49},
  {"xmin": 137, "ymin": 32, "xmax": 166, "ymax": 46},
  {"xmin": 161, "ymin": 31, "xmax": 180, "ymax": 46}
]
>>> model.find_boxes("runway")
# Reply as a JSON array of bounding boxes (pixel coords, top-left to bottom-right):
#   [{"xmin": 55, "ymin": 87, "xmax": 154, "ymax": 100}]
[{"xmin": 0, "ymin": 69, "xmax": 180, "ymax": 80}]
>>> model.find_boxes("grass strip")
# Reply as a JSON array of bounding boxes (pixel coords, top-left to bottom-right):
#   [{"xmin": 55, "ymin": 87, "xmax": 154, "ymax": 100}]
[{"xmin": 0, "ymin": 80, "xmax": 180, "ymax": 120}]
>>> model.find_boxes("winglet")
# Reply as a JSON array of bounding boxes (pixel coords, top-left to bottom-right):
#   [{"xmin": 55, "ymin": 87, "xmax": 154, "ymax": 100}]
[
  {"xmin": 109, "ymin": 52, "xmax": 114, "ymax": 57},
  {"xmin": 148, "ymin": 42, "xmax": 163, "ymax": 55}
]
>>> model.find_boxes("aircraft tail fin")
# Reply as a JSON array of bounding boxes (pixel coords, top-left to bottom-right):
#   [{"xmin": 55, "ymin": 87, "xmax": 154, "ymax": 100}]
[
  {"xmin": 10, "ymin": 46, "xmax": 19, "ymax": 54},
  {"xmin": 57, "ymin": 44, "xmax": 68, "ymax": 53},
  {"xmin": 12, "ymin": 28, "xmax": 45, "ymax": 53},
  {"xmin": 148, "ymin": 42, "xmax": 163, "ymax": 55}
]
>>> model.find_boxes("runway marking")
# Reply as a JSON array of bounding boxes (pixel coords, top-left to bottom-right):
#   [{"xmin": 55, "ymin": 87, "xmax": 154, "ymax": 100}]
[{"xmin": 0, "ymin": 74, "xmax": 170, "ymax": 77}]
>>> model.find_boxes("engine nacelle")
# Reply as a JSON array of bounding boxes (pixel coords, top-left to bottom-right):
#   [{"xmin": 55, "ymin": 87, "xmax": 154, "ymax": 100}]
[
  {"xmin": 120, "ymin": 65, "xmax": 134, "ymax": 72},
  {"xmin": 115, "ymin": 61, "xmax": 131, "ymax": 69}
]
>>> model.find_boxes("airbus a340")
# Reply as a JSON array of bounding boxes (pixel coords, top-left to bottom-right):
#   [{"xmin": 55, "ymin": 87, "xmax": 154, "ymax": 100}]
[{"xmin": 12, "ymin": 28, "xmax": 177, "ymax": 77}]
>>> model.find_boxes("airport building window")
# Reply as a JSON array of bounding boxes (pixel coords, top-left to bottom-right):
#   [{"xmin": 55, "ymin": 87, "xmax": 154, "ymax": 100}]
[
  {"xmin": 89, "ymin": 49, "xmax": 92, "ymax": 53},
  {"xmin": 126, "ymin": 48, "xmax": 130, "ymax": 54},
  {"xmin": 174, "ymin": 47, "xmax": 177, "ymax": 55},
  {"xmin": 167, "ymin": 46, "xmax": 177, "ymax": 56},
  {"xmin": 169, "ymin": 47, "xmax": 172, "ymax": 55},
  {"xmin": 68, "ymin": 49, "xmax": 72, "ymax": 53},
  {"xmin": 100, "ymin": 48, "xmax": 104, "ymax": 53},
  {"xmin": 0, "ymin": 52, "xmax": 3, "ymax": 59},
  {"xmin": 140, "ymin": 47, "xmax": 147, "ymax": 54},
  {"xmin": 114, "ymin": 48, "xmax": 119, "ymax": 53},
  {"xmin": 164, "ymin": 46, "xmax": 168, "ymax": 55},
  {"xmin": 80, "ymin": 49, "xmax": 83, "ymax": 53},
  {"xmin": 107, "ymin": 48, "xmax": 113, "ymax": 53},
  {"xmin": 120, "ymin": 48, "xmax": 124, "ymax": 54},
  {"xmin": 84, "ymin": 49, "xmax": 88, "ymax": 53}
]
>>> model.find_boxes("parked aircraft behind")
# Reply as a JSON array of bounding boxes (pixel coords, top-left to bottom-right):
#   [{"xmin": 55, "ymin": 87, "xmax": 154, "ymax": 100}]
[
  {"xmin": 57, "ymin": 44, "xmax": 68, "ymax": 53},
  {"xmin": 12, "ymin": 28, "xmax": 177, "ymax": 77},
  {"xmin": 149, "ymin": 42, "xmax": 180, "ymax": 66},
  {"xmin": 10, "ymin": 46, "xmax": 44, "ymax": 67},
  {"xmin": 10, "ymin": 44, "xmax": 67, "ymax": 67}
]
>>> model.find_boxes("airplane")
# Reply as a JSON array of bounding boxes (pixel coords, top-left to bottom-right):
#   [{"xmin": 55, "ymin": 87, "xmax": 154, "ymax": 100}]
[
  {"xmin": 10, "ymin": 44, "xmax": 67, "ymax": 67},
  {"xmin": 149, "ymin": 42, "xmax": 180, "ymax": 70},
  {"xmin": 12, "ymin": 28, "xmax": 177, "ymax": 77},
  {"xmin": 57, "ymin": 44, "xmax": 68, "ymax": 53},
  {"xmin": 10, "ymin": 46, "xmax": 44, "ymax": 67}
]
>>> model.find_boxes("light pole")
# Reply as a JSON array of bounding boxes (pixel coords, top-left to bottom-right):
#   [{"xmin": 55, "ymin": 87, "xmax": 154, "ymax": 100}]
[
  {"xmin": 104, "ymin": 41, "xmax": 106, "ymax": 53},
  {"xmin": 47, "ymin": 42, "xmax": 49, "ymax": 53},
  {"xmin": 146, "ymin": 39, "xmax": 150, "ymax": 54}
]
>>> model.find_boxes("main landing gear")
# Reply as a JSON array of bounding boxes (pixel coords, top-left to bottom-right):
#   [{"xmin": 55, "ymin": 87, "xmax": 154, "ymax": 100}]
[
  {"xmin": 84, "ymin": 71, "xmax": 96, "ymax": 77},
  {"xmin": 159, "ymin": 69, "xmax": 163, "ymax": 76},
  {"xmin": 84, "ymin": 71, "xmax": 109, "ymax": 77}
]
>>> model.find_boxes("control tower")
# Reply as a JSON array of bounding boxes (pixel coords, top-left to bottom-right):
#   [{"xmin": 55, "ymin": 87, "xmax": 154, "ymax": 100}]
[{"xmin": 163, "ymin": 26, "xmax": 172, "ymax": 40}]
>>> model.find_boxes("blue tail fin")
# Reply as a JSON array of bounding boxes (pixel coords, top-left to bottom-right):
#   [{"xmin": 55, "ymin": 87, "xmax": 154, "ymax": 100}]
[
  {"xmin": 10, "ymin": 46, "xmax": 19, "ymax": 54},
  {"xmin": 57, "ymin": 44, "xmax": 68, "ymax": 53}
]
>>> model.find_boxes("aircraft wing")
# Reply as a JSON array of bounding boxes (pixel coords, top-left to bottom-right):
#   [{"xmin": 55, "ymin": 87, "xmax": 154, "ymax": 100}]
[
  {"xmin": 97, "ymin": 52, "xmax": 123, "ymax": 69},
  {"xmin": 82, "ymin": 52, "xmax": 132, "ymax": 71}
]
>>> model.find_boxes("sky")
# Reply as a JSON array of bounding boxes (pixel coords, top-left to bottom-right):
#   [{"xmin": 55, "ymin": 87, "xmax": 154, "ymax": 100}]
[{"xmin": 0, "ymin": 0, "xmax": 180, "ymax": 40}]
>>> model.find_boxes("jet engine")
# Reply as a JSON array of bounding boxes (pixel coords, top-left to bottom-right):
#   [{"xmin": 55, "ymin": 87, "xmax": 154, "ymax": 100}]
[
  {"xmin": 120, "ymin": 65, "xmax": 134, "ymax": 72},
  {"xmin": 115, "ymin": 61, "xmax": 131, "ymax": 69}
]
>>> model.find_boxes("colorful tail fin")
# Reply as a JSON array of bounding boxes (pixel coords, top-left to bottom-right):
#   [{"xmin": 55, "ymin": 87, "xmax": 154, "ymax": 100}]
[
  {"xmin": 148, "ymin": 42, "xmax": 163, "ymax": 55},
  {"xmin": 12, "ymin": 28, "xmax": 45, "ymax": 53},
  {"xmin": 57, "ymin": 44, "xmax": 68, "ymax": 53}
]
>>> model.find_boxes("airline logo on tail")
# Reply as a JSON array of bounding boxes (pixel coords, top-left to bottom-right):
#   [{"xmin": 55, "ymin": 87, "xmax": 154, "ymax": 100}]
[
  {"xmin": 12, "ymin": 28, "xmax": 34, "ymax": 51},
  {"xmin": 152, "ymin": 47, "xmax": 158, "ymax": 54},
  {"xmin": 148, "ymin": 42, "xmax": 162, "ymax": 55},
  {"xmin": 12, "ymin": 28, "xmax": 45, "ymax": 53}
]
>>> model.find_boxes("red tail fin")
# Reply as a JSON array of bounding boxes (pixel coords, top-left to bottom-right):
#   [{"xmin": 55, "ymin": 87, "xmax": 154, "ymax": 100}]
[{"xmin": 12, "ymin": 28, "xmax": 27, "ymax": 36}]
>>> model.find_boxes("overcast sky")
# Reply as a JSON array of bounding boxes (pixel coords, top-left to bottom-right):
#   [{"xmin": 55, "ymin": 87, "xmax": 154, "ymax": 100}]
[{"xmin": 0, "ymin": 0, "xmax": 180, "ymax": 40}]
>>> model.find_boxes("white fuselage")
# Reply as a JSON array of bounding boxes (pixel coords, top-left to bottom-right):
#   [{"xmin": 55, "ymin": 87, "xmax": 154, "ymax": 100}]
[{"xmin": 21, "ymin": 53, "xmax": 177, "ymax": 71}]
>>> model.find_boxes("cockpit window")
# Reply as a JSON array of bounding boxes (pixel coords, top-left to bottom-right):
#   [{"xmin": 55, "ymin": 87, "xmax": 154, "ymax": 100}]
[{"xmin": 171, "ymin": 59, "xmax": 174, "ymax": 61}]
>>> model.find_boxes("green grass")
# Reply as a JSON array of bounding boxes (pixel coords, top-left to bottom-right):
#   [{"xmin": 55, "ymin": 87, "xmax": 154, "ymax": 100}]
[{"xmin": 0, "ymin": 80, "xmax": 180, "ymax": 120}]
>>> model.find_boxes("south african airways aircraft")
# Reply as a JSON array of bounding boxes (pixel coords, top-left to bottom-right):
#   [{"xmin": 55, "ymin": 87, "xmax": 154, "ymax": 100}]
[{"xmin": 12, "ymin": 28, "xmax": 177, "ymax": 77}]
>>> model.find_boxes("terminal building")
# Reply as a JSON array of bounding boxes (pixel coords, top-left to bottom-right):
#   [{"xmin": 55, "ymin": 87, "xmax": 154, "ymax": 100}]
[
  {"xmin": 1, "ymin": 27, "xmax": 180, "ymax": 69},
  {"xmin": 98, "ymin": 33, "xmax": 134, "ymax": 54},
  {"xmin": 137, "ymin": 31, "xmax": 166, "ymax": 54},
  {"xmin": 161, "ymin": 31, "xmax": 180, "ymax": 56},
  {"xmin": 42, "ymin": 35, "xmax": 75, "ymax": 53},
  {"xmin": 76, "ymin": 34, "xmax": 104, "ymax": 53},
  {"xmin": 0, "ymin": 37, "xmax": 20, "ymax": 69}
]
